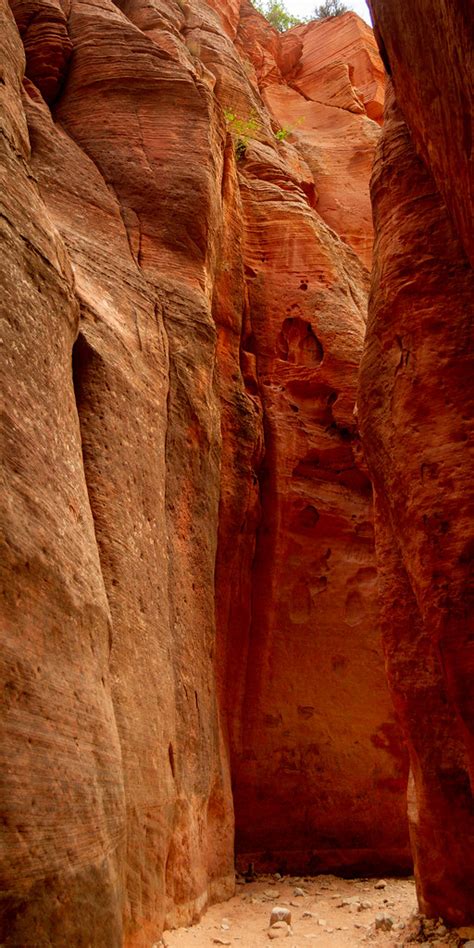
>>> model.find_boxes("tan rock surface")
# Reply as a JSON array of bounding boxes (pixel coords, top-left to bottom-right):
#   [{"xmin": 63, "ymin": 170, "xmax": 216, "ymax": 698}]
[
  {"xmin": 0, "ymin": 4, "xmax": 125, "ymax": 943},
  {"xmin": 31, "ymin": 0, "xmax": 237, "ymax": 938}
]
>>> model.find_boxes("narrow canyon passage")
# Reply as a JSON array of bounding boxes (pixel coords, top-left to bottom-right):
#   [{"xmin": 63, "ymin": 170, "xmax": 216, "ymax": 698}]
[{"xmin": 1, "ymin": 0, "xmax": 473, "ymax": 945}]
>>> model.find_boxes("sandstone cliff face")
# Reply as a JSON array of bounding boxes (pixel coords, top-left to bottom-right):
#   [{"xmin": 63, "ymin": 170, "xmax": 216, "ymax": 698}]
[
  {"xmin": 240, "ymin": 8, "xmax": 384, "ymax": 269},
  {"xmin": 359, "ymin": 0, "xmax": 474, "ymax": 925},
  {"xmin": 1, "ymin": 5, "xmax": 125, "ymax": 944},
  {"xmin": 1, "ymin": 0, "xmax": 408, "ymax": 943}
]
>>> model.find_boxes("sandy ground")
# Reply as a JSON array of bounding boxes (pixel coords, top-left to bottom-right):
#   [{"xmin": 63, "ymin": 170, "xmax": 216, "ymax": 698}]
[{"xmin": 160, "ymin": 873, "xmax": 463, "ymax": 948}]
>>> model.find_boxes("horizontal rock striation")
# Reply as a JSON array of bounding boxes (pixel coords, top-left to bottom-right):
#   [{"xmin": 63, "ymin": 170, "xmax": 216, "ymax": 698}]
[
  {"xmin": 1, "ymin": 0, "xmax": 409, "ymax": 943},
  {"xmin": 239, "ymin": 8, "xmax": 384, "ymax": 269}
]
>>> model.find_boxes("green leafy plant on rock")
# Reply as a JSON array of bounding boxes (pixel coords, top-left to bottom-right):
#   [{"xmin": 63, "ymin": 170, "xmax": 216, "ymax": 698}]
[
  {"xmin": 251, "ymin": 0, "xmax": 302, "ymax": 32},
  {"xmin": 274, "ymin": 116, "xmax": 304, "ymax": 143},
  {"xmin": 252, "ymin": 0, "xmax": 350, "ymax": 30},
  {"xmin": 224, "ymin": 108, "xmax": 260, "ymax": 160}
]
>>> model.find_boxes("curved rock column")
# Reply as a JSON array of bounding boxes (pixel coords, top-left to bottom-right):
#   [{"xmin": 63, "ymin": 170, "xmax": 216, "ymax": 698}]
[{"xmin": 359, "ymin": 81, "xmax": 474, "ymax": 923}]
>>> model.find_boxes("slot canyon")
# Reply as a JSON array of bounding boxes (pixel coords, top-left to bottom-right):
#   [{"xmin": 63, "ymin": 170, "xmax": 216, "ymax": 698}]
[{"xmin": 0, "ymin": 0, "xmax": 472, "ymax": 944}]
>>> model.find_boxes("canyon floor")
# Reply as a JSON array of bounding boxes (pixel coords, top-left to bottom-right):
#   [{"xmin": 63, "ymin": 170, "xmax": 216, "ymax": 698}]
[{"xmin": 161, "ymin": 874, "xmax": 464, "ymax": 947}]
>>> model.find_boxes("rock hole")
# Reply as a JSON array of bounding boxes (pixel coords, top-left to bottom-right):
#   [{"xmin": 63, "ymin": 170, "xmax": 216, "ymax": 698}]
[
  {"xmin": 72, "ymin": 331, "xmax": 94, "ymax": 410},
  {"xmin": 245, "ymin": 377, "xmax": 259, "ymax": 396},
  {"xmin": 293, "ymin": 504, "xmax": 320, "ymax": 531},
  {"xmin": 276, "ymin": 317, "xmax": 323, "ymax": 365},
  {"xmin": 326, "ymin": 423, "xmax": 352, "ymax": 442},
  {"xmin": 297, "ymin": 705, "xmax": 315, "ymax": 719},
  {"xmin": 168, "ymin": 743, "xmax": 175, "ymax": 779},
  {"xmin": 242, "ymin": 333, "xmax": 256, "ymax": 355}
]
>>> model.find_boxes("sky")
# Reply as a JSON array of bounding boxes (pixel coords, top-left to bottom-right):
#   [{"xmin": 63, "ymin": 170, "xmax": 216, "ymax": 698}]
[{"xmin": 287, "ymin": 0, "xmax": 372, "ymax": 25}]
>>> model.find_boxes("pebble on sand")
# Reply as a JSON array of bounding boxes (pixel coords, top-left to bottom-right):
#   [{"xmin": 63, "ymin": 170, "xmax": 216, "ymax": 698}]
[
  {"xmin": 270, "ymin": 907, "xmax": 292, "ymax": 926},
  {"xmin": 268, "ymin": 920, "xmax": 292, "ymax": 939}
]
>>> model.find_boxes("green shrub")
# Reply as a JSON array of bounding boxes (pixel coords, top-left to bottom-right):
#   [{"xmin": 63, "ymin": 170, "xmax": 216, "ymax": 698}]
[
  {"xmin": 274, "ymin": 116, "xmax": 304, "ymax": 142},
  {"xmin": 252, "ymin": 0, "xmax": 349, "ymax": 31},
  {"xmin": 313, "ymin": 0, "xmax": 348, "ymax": 19},
  {"xmin": 251, "ymin": 0, "xmax": 302, "ymax": 32},
  {"xmin": 224, "ymin": 108, "xmax": 260, "ymax": 160}
]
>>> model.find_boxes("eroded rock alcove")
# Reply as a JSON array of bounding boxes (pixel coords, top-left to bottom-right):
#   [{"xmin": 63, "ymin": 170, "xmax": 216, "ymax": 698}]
[{"xmin": 1, "ymin": 0, "xmax": 472, "ymax": 944}]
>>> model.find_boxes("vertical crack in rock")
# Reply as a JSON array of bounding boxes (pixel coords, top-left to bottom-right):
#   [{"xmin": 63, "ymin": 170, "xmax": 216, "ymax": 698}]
[{"xmin": 71, "ymin": 328, "xmax": 115, "ymax": 659}]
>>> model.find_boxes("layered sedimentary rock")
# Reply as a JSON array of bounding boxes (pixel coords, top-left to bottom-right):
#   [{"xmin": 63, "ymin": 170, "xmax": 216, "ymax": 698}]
[
  {"xmin": 287, "ymin": 12, "xmax": 385, "ymax": 121},
  {"xmin": 2, "ymin": 1, "xmax": 235, "ymax": 942},
  {"xmin": 0, "ymin": 5, "xmax": 126, "ymax": 945},
  {"xmin": 1, "ymin": 0, "xmax": 408, "ymax": 943},
  {"xmin": 10, "ymin": 0, "xmax": 72, "ymax": 102},
  {"xmin": 257, "ymin": 10, "xmax": 384, "ymax": 268},
  {"xmin": 202, "ymin": 0, "xmax": 407, "ymax": 876},
  {"xmin": 359, "ymin": 0, "xmax": 474, "ymax": 924}
]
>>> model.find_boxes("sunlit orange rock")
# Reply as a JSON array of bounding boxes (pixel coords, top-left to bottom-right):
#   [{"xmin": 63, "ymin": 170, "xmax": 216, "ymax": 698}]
[
  {"xmin": 286, "ymin": 12, "xmax": 385, "ymax": 122},
  {"xmin": 242, "ymin": 12, "xmax": 385, "ymax": 268}
]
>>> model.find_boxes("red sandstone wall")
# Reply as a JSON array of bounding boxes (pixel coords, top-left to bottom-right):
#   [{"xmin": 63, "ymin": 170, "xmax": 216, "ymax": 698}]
[
  {"xmin": 367, "ymin": 0, "xmax": 472, "ymax": 267},
  {"xmin": 232, "ymin": 155, "xmax": 408, "ymax": 873},
  {"xmin": 1, "ymin": 4, "xmax": 126, "ymax": 942},
  {"xmin": 1, "ymin": 0, "xmax": 409, "ymax": 942},
  {"xmin": 359, "ymin": 0, "xmax": 474, "ymax": 925},
  {"xmin": 212, "ymin": 0, "xmax": 406, "ymax": 878},
  {"xmin": 237, "ymin": 6, "xmax": 384, "ymax": 269}
]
